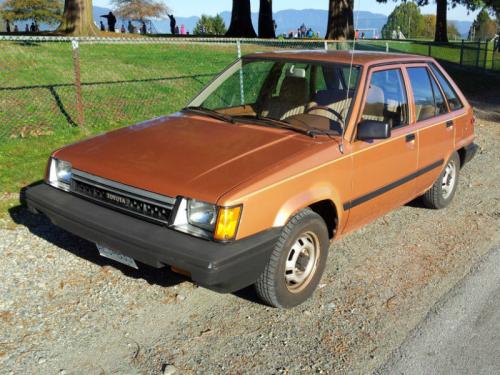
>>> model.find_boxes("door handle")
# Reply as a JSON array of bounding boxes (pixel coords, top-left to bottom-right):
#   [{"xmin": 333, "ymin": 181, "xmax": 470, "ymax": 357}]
[
  {"xmin": 446, "ymin": 120, "xmax": 454, "ymax": 128},
  {"xmin": 405, "ymin": 133, "xmax": 416, "ymax": 142}
]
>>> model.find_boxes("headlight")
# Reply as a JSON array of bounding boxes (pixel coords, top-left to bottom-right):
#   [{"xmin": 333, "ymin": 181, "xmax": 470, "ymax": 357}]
[
  {"xmin": 48, "ymin": 158, "xmax": 72, "ymax": 191},
  {"xmin": 172, "ymin": 197, "xmax": 242, "ymax": 241},
  {"xmin": 187, "ymin": 199, "xmax": 217, "ymax": 231}
]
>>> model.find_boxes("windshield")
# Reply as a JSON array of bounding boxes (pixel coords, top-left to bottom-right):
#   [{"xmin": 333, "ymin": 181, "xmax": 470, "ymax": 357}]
[{"xmin": 191, "ymin": 59, "xmax": 361, "ymax": 134}]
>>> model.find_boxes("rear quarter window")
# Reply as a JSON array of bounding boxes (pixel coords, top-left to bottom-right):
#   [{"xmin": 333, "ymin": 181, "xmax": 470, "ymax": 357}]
[{"xmin": 429, "ymin": 63, "xmax": 464, "ymax": 111}]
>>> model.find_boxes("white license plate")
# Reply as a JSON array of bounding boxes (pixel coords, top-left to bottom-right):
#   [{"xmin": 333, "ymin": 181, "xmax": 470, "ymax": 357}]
[{"xmin": 97, "ymin": 244, "xmax": 138, "ymax": 269}]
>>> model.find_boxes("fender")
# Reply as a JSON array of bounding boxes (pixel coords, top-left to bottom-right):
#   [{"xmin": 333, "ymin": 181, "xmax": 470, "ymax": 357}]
[{"xmin": 272, "ymin": 182, "xmax": 347, "ymax": 233}]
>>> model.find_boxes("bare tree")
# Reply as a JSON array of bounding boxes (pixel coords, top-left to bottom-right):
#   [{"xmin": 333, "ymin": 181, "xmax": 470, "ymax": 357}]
[
  {"xmin": 258, "ymin": 0, "xmax": 275, "ymax": 38},
  {"xmin": 112, "ymin": 0, "xmax": 169, "ymax": 22},
  {"xmin": 226, "ymin": 0, "xmax": 257, "ymax": 37},
  {"xmin": 326, "ymin": 0, "xmax": 354, "ymax": 40}
]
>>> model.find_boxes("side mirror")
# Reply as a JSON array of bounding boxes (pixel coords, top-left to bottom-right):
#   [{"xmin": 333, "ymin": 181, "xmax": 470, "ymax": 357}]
[{"xmin": 356, "ymin": 120, "xmax": 391, "ymax": 141}]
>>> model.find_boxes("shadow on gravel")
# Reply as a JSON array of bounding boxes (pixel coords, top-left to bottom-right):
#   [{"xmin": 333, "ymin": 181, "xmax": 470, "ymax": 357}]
[{"xmin": 10, "ymin": 192, "xmax": 186, "ymax": 288}]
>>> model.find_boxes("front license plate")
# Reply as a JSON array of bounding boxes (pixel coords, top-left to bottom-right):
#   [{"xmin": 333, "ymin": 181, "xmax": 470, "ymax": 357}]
[{"xmin": 97, "ymin": 244, "xmax": 138, "ymax": 269}]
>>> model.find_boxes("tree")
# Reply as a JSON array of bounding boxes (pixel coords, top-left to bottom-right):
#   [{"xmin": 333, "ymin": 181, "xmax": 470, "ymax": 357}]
[
  {"xmin": 377, "ymin": 0, "xmax": 481, "ymax": 43},
  {"xmin": 326, "ymin": 0, "xmax": 354, "ymax": 40},
  {"xmin": 1, "ymin": 0, "xmax": 63, "ymax": 26},
  {"xmin": 112, "ymin": 0, "xmax": 169, "ymax": 22},
  {"xmin": 193, "ymin": 14, "xmax": 227, "ymax": 35},
  {"xmin": 468, "ymin": 8, "xmax": 497, "ymax": 40},
  {"xmin": 258, "ymin": 0, "xmax": 275, "ymax": 38},
  {"xmin": 381, "ymin": 2, "xmax": 425, "ymax": 39},
  {"xmin": 57, "ymin": 0, "xmax": 98, "ymax": 36},
  {"xmin": 447, "ymin": 21, "xmax": 461, "ymax": 39},
  {"xmin": 226, "ymin": 0, "xmax": 257, "ymax": 37}
]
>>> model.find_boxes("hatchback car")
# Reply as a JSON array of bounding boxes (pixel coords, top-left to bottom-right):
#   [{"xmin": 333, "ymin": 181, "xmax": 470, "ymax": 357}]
[{"xmin": 27, "ymin": 51, "xmax": 477, "ymax": 308}]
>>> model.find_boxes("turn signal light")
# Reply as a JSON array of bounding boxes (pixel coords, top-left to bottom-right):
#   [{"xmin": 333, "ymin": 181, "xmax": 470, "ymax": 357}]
[{"xmin": 214, "ymin": 206, "xmax": 242, "ymax": 241}]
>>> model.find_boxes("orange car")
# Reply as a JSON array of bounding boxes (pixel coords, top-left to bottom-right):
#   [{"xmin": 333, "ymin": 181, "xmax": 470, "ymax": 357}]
[{"xmin": 26, "ymin": 51, "xmax": 477, "ymax": 308}]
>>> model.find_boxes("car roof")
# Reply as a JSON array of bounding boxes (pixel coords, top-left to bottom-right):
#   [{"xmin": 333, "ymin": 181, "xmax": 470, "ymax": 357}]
[{"xmin": 244, "ymin": 50, "xmax": 434, "ymax": 66}]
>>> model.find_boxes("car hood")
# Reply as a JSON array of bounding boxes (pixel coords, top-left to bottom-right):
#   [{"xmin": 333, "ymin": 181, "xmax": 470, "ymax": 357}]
[{"xmin": 55, "ymin": 113, "xmax": 318, "ymax": 203}]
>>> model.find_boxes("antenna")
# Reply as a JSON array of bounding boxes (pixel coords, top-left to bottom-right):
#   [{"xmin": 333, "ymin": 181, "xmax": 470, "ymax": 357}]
[{"xmin": 340, "ymin": 0, "xmax": 361, "ymax": 154}]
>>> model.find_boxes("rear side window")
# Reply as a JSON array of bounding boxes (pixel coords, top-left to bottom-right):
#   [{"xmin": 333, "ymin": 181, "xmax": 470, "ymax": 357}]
[
  {"xmin": 361, "ymin": 69, "xmax": 409, "ymax": 129},
  {"xmin": 429, "ymin": 63, "xmax": 463, "ymax": 111},
  {"xmin": 407, "ymin": 67, "xmax": 447, "ymax": 121}
]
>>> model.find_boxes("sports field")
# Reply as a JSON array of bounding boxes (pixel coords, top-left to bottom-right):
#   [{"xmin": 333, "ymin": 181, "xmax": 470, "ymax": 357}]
[{"xmin": 0, "ymin": 38, "xmax": 499, "ymax": 218}]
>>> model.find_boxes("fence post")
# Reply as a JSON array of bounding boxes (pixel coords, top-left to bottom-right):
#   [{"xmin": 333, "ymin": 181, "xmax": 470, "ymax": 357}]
[
  {"xmin": 428, "ymin": 43, "xmax": 432, "ymax": 56},
  {"xmin": 483, "ymin": 41, "xmax": 488, "ymax": 69},
  {"xmin": 71, "ymin": 39, "xmax": 84, "ymax": 128},
  {"xmin": 476, "ymin": 40, "xmax": 481, "ymax": 67},
  {"xmin": 459, "ymin": 39, "xmax": 464, "ymax": 66},
  {"xmin": 236, "ymin": 39, "xmax": 245, "ymax": 106},
  {"xmin": 385, "ymin": 42, "xmax": 389, "ymax": 52},
  {"xmin": 324, "ymin": 40, "xmax": 328, "ymax": 51}
]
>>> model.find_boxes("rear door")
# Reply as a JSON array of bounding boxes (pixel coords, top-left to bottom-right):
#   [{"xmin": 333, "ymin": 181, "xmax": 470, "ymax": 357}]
[
  {"xmin": 344, "ymin": 66, "xmax": 418, "ymax": 232},
  {"xmin": 404, "ymin": 64, "xmax": 455, "ymax": 195}
]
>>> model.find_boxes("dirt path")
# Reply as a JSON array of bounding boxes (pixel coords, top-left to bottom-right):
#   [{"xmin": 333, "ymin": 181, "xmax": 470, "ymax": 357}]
[{"xmin": 1, "ymin": 106, "xmax": 499, "ymax": 374}]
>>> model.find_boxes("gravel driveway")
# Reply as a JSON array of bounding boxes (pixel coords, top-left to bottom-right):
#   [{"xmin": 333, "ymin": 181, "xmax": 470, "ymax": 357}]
[{"xmin": 1, "ymin": 101, "xmax": 499, "ymax": 374}]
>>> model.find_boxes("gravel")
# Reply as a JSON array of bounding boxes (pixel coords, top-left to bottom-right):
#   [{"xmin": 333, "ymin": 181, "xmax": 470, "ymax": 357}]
[{"xmin": 1, "ymin": 100, "xmax": 499, "ymax": 374}]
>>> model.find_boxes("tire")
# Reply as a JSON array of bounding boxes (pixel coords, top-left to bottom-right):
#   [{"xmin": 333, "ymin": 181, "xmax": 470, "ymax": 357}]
[
  {"xmin": 422, "ymin": 152, "xmax": 460, "ymax": 209},
  {"xmin": 255, "ymin": 208, "xmax": 329, "ymax": 308}
]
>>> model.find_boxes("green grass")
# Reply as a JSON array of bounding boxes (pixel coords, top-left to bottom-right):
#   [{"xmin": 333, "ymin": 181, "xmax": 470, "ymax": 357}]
[
  {"xmin": 0, "ymin": 39, "xmax": 499, "ymax": 205},
  {"xmin": 0, "ymin": 42, "xmax": 237, "ymax": 194}
]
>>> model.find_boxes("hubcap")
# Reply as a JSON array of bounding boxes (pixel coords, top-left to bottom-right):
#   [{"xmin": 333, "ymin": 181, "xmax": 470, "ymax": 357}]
[
  {"xmin": 284, "ymin": 231, "xmax": 319, "ymax": 293},
  {"xmin": 441, "ymin": 159, "xmax": 457, "ymax": 199}
]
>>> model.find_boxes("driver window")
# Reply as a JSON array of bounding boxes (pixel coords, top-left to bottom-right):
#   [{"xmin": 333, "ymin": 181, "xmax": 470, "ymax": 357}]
[{"xmin": 361, "ymin": 69, "xmax": 408, "ymax": 129}]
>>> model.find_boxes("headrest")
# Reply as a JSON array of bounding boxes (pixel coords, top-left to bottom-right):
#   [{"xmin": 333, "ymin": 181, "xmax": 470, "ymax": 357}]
[{"xmin": 280, "ymin": 76, "xmax": 308, "ymax": 102}]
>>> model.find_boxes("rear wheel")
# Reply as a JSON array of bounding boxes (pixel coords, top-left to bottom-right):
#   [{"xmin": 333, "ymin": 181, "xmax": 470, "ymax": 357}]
[
  {"xmin": 422, "ymin": 152, "xmax": 460, "ymax": 209},
  {"xmin": 255, "ymin": 208, "xmax": 329, "ymax": 308}
]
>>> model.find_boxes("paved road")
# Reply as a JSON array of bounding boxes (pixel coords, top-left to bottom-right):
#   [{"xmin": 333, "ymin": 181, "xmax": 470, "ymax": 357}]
[{"xmin": 378, "ymin": 245, "xmax": 500, "ymax": 375}]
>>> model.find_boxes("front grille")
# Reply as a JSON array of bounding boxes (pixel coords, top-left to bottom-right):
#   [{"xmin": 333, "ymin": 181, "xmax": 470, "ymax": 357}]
[{"xmin": 70, "ymin": 170, "xmax": 175, "ymax": 225}]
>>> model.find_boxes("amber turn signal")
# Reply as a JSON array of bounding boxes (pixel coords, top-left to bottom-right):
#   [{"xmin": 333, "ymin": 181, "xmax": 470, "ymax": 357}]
[{"xmin": 214, "ymin": 206, "xmax": 242, "ymax": 241}]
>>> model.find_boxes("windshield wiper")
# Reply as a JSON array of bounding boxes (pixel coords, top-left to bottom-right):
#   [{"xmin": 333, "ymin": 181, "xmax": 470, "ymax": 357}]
[
  {"xmin": 232, "ymin": 115, "xmax": 315, "ymax": 138},
  {"xmin": 182, "ymin": 106, "xmax": 235, "ymax": 124}
]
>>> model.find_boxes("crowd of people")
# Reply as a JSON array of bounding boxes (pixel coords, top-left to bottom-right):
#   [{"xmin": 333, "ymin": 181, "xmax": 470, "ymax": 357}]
[{"xmin": 3, "ymin": 19, "xmax": 40, "ymax": 33}]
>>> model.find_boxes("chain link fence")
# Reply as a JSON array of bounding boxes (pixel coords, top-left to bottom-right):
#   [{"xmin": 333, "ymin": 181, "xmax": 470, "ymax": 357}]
[{"xmin": 1, "ymin": 36, "xmax": 498, "ymax": 141}]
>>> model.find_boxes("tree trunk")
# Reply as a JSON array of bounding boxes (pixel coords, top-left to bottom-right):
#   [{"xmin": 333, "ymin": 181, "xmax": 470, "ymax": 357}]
[
  {"xmin": 57, "ymin": 0, "xmax": 98, "ymax": 36},
  {"xmin": 226, "ymin": 0, "xmax": 257, "ymax": 38},
  {"xmin": 326, "ymin": 0, "xmax": 354, "ymax": 40},
  {"xmin": 258, "ymin": 0, "xmax": 275, "ymax": 38},
  {"xmin": 434, "ymin": 0, "xmax": 448, "ymax": 42}
]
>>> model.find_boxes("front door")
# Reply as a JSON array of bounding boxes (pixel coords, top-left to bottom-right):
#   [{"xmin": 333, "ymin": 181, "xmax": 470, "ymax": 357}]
[{"xmin": 344, "ymin": 66, "xmax": 418, "ymax": 232}]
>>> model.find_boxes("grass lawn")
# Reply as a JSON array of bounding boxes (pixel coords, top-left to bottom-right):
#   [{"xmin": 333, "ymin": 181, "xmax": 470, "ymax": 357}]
[{"xmin": 0, "ymin": 39, "xmax": 499, "ymax": 221}]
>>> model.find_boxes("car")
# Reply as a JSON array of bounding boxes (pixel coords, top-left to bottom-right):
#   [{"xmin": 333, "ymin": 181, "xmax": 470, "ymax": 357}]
[{"xmin": 26, "ymin": 50, "xmax": 478, "ymax": 308}]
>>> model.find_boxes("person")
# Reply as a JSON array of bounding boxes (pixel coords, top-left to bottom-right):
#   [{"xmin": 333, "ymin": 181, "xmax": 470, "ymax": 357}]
[
  {"xmin": 168, "ymin": 14, "xmax": 176, "ymax": 35},
  {"xmin": 127, "ymin": 20, "xmax": 133, "ymax": 33},
  {"xmin": 175, "ymin": 25, "xmax": 179, "ymax": 35},
  {"xmin": 100, "ymin": 21, "xmax": 105, "ymax": 31},
  {"xmin": 273, "ymin": 19, "xmax": 277, "ymax": 33},
  {"xmin": 14, "ymin": 24, "xmax": 19, "ymax": 33},
  {"xmin": 6, "ymin": 20, "xmax": 11, "ymax": 33},
  {"xmin": 300, "ymin": 23, "xmax": 306, "ymax": 38},
  {"xmin": 25, "ymin": 24, "xmax": 29, "ymax": 32},
  {"xmin": 355, "ymin": 29, "xmax": 359, "ymax": 39},
  {"xmin": 140, "ymin": 21, "xmax": 147, "ymax": 34},
  {"xmin": 361, "ymin": 31, "xmax": 365, "ymax": 39},
  {"xmin": 34, "ymin": 21, "xmax": 39, "ymax": 32},
  {"xmin": 30, "ymin": 22, "xmax": 35, "ymax": 32},
  {"xmin": 180, "ymin": 24, "xmax": 185, "ymax": 35},
  {"xmin": 101, "ymin": 12, "xmax": 117, "ymax": 32},
  {"xmin": 121, "ymin": 24, "xmax": 126, "ymax": 33}
]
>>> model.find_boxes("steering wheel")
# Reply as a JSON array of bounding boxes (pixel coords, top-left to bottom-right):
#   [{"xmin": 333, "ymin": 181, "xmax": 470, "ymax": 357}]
[{"xmin": 305, "ymin": 105, "xmax": 344, "ymax": 124}]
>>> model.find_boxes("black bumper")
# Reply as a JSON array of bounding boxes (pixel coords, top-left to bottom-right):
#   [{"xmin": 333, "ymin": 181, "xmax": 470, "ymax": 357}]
[
  {"xmin": 462, "ymin": 142, "xmax": 478, "ymax": 166},
  {"xmin": 26, "ymin": 184, "xmax": 281, "ymax": 293}
]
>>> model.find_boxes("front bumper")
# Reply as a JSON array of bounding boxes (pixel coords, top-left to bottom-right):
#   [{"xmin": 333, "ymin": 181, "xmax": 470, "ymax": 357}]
[{"xmin": 26, "ymin": 183, "xmax": 281, "ymax": 293}]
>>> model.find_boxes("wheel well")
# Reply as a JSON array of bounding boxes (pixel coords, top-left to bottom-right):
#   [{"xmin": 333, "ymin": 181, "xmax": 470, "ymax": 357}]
[{"xmin": 309, "ymin": 200, "xmax": 338, "ymax": 239}]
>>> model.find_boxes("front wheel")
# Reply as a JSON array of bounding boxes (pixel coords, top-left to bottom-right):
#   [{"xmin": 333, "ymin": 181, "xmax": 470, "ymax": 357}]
[
  {"xmin": 255, "ymin": 208, "xmax": 329, "ymax": 308},
  {"xmin": 422, "ymin": 152, "xmax": 460, "ymax": 209}
]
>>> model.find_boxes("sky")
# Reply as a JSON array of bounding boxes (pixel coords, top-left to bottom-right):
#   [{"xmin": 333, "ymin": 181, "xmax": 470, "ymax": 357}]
[{"xmin": 93, "ymin": 0, "xmax": 479, "ymax": 21}]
